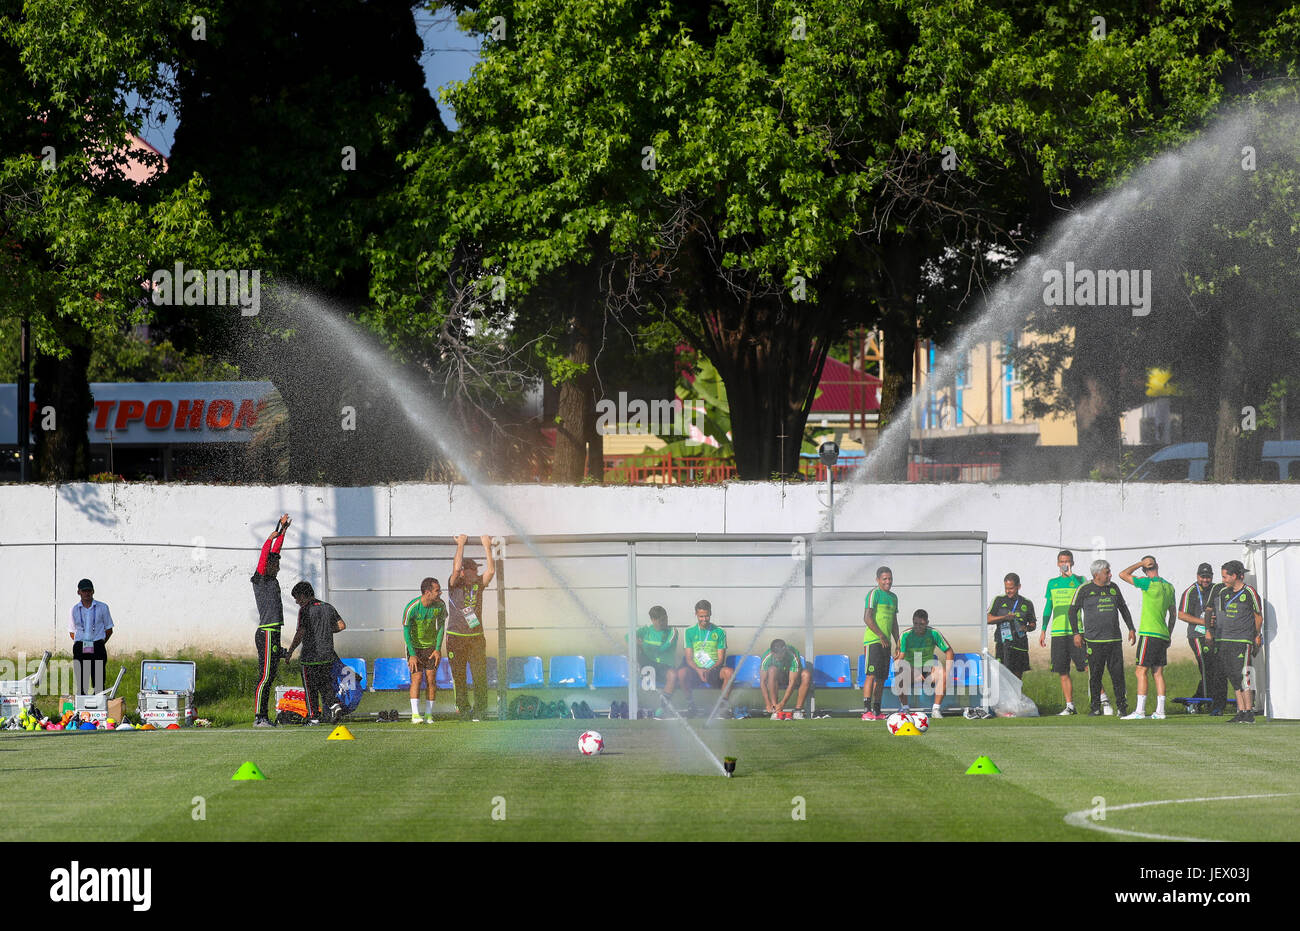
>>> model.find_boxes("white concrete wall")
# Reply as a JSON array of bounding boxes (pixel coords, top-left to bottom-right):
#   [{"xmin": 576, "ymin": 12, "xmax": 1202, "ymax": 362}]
[{"xmin": 0, "ymin": 481, "xmax": 1291, "ymax": 659}]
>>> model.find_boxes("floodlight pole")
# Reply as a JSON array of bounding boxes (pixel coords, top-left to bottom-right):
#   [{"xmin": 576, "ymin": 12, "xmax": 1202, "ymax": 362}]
[{"xmin": 496, "ymin": 559, "xmax": 507, "ymax": 721}]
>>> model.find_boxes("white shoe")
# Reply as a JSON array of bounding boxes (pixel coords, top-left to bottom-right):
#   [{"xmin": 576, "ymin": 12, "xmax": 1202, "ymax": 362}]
[
  {"xmin": 424, "ymin": 714, "xmax": 436, "ymax": 723},
  {"xmin": 1102, "ymin": 702, "xmax": 1113, "ymax": 716},
  {"xmin": 1058, "ymin": 706, "xmax": 1077, "ymax": 716},
  {"xmin": 770, "ymin": 712, "xmax": 781, "ymax": 720},
  {"xmin": 1151, "ymin": 712, "xmax": 1166, "ymax": 720},
  {"xmin": 410, "ymin": 714, "xmax": 424, "ymax": 724},
  {"xmin": 1120, "ymin": 711, "xmax": 1146, "ymax": 720},
  {"xmin": 792, "ymin": 710, "xmax": 805, "ymax": 720},
  {"xmin": 931, "ymin": 707, "xmax": 941, "ymax": 718}
]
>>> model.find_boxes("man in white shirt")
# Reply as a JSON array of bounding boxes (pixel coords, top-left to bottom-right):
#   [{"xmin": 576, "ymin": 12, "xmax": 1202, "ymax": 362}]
[{"xmin": 70, "ymin": 579, "xmax": 114, "ymax": 695}]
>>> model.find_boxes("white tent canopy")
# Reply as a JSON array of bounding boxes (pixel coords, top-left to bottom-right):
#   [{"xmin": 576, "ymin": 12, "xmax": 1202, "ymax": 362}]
[{"xmin": 1240, "ymin": 517, "xmax": 1300, "ymax": 719}]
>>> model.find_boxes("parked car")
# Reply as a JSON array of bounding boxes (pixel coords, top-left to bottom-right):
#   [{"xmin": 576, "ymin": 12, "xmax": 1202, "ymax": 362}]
[{"xmin": 1126, "ymin": 441, "xmax": 1300, "ymax": 481}]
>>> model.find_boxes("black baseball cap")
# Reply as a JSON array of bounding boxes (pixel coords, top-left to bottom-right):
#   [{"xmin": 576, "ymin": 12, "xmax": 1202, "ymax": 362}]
[
  {"xmin": 77, "ymin": 579, "xmax": 93, "ymax": 591},
  {"xmin": 1197, "ymin": 563, "xmax": 1213, "ymax": 577}
]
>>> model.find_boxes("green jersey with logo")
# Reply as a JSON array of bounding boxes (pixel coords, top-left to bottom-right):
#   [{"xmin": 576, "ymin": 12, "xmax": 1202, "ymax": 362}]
[
  {"xmin": 634, "ymin": 625, "xmax": 678, "ymax": 665},
  {"xmin": 1130, "ymin": 575, "xmax": 1175, "ymax": 640},
  {"xmin": 863, "ymin": 588, "xmax": 899, "ymax": 645},
  {"xmin": 684, "ymin": 624, "xmax": 727, "ymax": 669},
  {"xmin": 760, "ymin": 646, "xmax": 804, "ymax": 673},
  {"xmin": 402, "ymin": 596, "xmax": 447, "ymax": 652},
  {"xmin": 1045, "ymin": 574, "xmax": 1086, "ymax": 636},
  {"xmin": 899, "ymin": 627, "xmax": 950, "ymax": 667}
]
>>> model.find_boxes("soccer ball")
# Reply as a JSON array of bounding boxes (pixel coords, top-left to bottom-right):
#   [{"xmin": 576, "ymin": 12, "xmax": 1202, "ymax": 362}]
[
  {"xmin": 885, "ymin": 712, "xmax": 907, "ymax": 734},
  {"xmin": 578, "ymin": 730, "xmax": 604, "ymax": 755},
  {"xmin": 909, "ymin": 711, "xmax": 930, "ymax": 732}
]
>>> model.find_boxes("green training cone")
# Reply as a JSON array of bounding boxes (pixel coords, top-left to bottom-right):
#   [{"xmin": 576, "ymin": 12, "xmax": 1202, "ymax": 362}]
[
  {"xmin": 965, "ymin": 755, "xmax": 1001, "ymax": 775},
  {"xmin": 232, "ymin": 761, "xmax": 267, "ymax": 781}
]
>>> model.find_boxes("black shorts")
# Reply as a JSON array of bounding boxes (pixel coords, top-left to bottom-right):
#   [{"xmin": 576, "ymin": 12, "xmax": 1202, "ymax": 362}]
[
  {"xmin": 863, "ymin": 643, "xmax": 892, "ymax": 681},
  {"xmin": 1135, "ymin": 636, "xmax": 1169, "ymax": 668},
  {"xmin": 1050, "ymin": 636, "xmax": 1088, "ymax": 675},
  {"xmin": 679, "ymin": 663, "xmax": 724, "ymax": 689},
  {"xmin": 1001, "ymin": 646, "xmax": 1030, "ymax": 676},
  {"xmin": 1214, "ymin": 642, "xmax": 1253, "ymax": 691}
]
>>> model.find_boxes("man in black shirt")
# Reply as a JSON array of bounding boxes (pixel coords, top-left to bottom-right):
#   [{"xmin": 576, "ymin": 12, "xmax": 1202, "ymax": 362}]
[
  {"xmin": 251, "ymin": 513, "xmax": 289, "ymax": 727},
  {"xmin": 445, "ymin": 534, "xmax": 496, "ymax": 721},
  {"xmin": 285, "ymin": 582, "xmax": 347, "ymax": 725},
  {"xmin": 1068, "ymin": 560, "xmax": 1135, "ymax": 717},
  {"xmin": 987, "ymin": 572, "xmax": 1036, "ymax": 679},
  {"xmin": 1176, "ymin": 562, "xmax": 1225, "ymax": 714}
]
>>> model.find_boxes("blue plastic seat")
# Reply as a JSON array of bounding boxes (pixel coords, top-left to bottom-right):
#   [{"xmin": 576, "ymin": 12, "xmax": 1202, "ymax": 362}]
[
  {"xmin": 812, "ymin": 654, "xmax": 852, "ymax": 688},
  {"xmin": 548, "ymin": 655, "xmax": 588, "ymax": 688},
  {"xmin": 435, "ymin": 657, "xmax": 454, "ymax": 690},
  {"xmin": 507, "ymin": 656, "xmax": 544, "ymax": 689},
  {"xmin": 858, "ymin": 653, "xmax": 901, "ymax": 688},
  {"xmin": 467, "ymin": 657, "xmax": 499, "ymax": 689},
  {"xmin": 371, "ymin": 657, "xmax": 411, "ymax": 690},
  {"xmin": 592, "ymin": 655, "xmax": 628, "ymax": 689},
  {"xmin": 951, "ymin": 652, "xmax": 983, "ymax": 690},
  {"xmin": 340, "ymin": 657, "xmax": 368, "ymax": 691},
  {"xmin": 731, "ymin": 655, "xmax": 761, "ymax": 688}
]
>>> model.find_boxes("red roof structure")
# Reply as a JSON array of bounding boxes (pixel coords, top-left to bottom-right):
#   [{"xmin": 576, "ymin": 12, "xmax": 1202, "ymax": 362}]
[{"xmin": 810, "ymin": 355, "xmax": 880, "ymax": 414}]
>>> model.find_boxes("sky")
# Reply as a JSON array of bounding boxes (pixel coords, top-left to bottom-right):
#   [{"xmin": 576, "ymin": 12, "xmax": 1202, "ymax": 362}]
[{"xmin": 131, "ymin": 5, "xmax": 482, "ymax": 157}]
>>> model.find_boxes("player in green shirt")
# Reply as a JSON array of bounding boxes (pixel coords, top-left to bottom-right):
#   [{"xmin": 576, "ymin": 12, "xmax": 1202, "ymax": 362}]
[
  {"xmin": 1119, "ymin": 556, "xmax": 1177, "ymax": 720},
  {"xmin": 760, "ymin": 639, "xmax": 811, "ymax": 718},
  {"xmin": 897, "ymin": 609, "xmax": 954, "ymax": 717},
  {"xmin": 403, "ymin": 577, "xmax": 448, "ymax": 723},
  {"xmin": 677, "ymin": 599, "xmax": 733, "ymax": 715},
  {"xmin": 1039, "ymin": 549, "xmax": 1108, "ymax": 715},
  {"xmin": 861, "ymin": 566, "xmax": 900, "ymax": 721},
  {"xmin": 635, "ymin": 605, "xmax": 679, "ymax": 717}
]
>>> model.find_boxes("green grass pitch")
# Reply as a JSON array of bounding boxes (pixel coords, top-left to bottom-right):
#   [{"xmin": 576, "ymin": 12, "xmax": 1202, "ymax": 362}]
[{"xmin": 5, "ymin": 713, "xmax": 1298, "ymax": 841}]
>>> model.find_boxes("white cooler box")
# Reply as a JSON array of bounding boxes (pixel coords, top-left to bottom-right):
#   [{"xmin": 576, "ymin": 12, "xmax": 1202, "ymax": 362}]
[{"xmin": 137, "ymin": 660, "xmax": 197, "ymax": 727}]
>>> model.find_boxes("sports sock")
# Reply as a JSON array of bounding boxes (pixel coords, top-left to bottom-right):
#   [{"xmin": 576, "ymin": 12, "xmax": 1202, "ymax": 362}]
[
  {"xmin": 410, "ymin": 699, "xmax": 420, "ymax": 716},
  {"xmin": 931, "ymin": 705, "xmax": 940, "ymax": 715},
  {"xmin": 1135, "ymin": 694, "xmax": 1147, "ymax": 714},
  {"xmin": 1100, "ymin": 691, "xmax": 1109, "ymax": 703},
  {"xmin": 863, "ymin": 698, "xmax": 871, "ymax": 709},
  {"xmin": 423, "ymin": 699, "xmax": 435, "ymax": 716},
  {"xmin": 1156, "ymin": 695, "xmax": 1166, "ymax": 714},
  {"xmin": 1065, "ymin": 701, "xmax": 1075, "ymax": 709},
  {"xmin": 872, "ymin": 700, "xmax": 882, "ymax": 715}
]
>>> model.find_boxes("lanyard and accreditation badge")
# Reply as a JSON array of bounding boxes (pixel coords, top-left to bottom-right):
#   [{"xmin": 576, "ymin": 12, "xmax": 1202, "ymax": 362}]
[{"xmin": 1000, "ymin": 598, "xmax": 1022, "ymax": 642}]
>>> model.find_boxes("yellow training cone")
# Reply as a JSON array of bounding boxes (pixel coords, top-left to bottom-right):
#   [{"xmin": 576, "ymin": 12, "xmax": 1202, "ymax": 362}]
[
  {"xmin": 327, "ymin": 725, "xmax": 355, "ymax": 741},
  {"xmin": 893, "ymin": 721, "xmax": 922, "ymax": 736}
]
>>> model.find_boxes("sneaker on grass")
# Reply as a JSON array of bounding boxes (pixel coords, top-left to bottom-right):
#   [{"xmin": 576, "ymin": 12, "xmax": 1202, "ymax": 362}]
[
  {"xmin": 1058, "ymin": 706, "xmax": 1077, "ymax": 716},
  {"xmin": 1151, "ymin": 712, "xmax": 1166, "ymax": 720},
  {"xmin": 410, "ymin": 714, "xmax": 424, "ymax": 724},
  {"xmin": 1120, "ymin": 711, "xmax": 1146, "ymax": 720}
]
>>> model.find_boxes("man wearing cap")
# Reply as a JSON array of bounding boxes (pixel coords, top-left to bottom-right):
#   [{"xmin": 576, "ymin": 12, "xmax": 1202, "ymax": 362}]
[
  {"xmin": 1177, "ymin": 563, "xmax": 1225, "ymax": 714},
  {"xmin": 445, "ymin": 534, "xmax": 496, "ymax": 721},
  {"xmin": 1118, "ymin": 555, "xmax": 1177, "ymax": 720},
  {"xmin": 1213, "ymin": 560, "xmax": 1264, "ymax": 724},
  {"xmin": 70, "ymin": 579, "xmax": 113, "ymax": 695},
  {"xmin": 251, "ymin": 513, "xmax": 290, "ymax": 727}
]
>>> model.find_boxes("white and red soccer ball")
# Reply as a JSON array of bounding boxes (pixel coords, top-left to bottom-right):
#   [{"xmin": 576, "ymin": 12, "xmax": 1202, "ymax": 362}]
[
  {"xmin": 886, "ymin": 711, "xmax": 930, "ymax": 734},
  {"xmin": 578, "ymin": 730, "xmax": 604, "ymax": 755}
]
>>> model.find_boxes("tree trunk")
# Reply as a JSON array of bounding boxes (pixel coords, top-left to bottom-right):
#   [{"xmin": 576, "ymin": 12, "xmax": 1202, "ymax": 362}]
[
  {"xmin": 33, "ymin": 322, "xmax": 94, "ymax": 482},
  {"xmin": 1210, "ymin": 395, "xmax": 1238, "ymax": 482},
  {"xmin": 698, "ymin": 293, "xmax": 830, "ymax": 481},
  {"xmin": 552, "ymin": 318, "xmax": 596, "ymax": 483}
]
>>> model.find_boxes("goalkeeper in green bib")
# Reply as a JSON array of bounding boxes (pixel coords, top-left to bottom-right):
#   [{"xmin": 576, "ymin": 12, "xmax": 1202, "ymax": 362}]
[
  {"xmin": 897, "ymin": 610, "xmax": 954, "ymax": 718},
  {"xmin": 1041, "ymin": 549, "xmax": 1109, "ymax": 715},
  {"xmin": 403, "ymin": 577, "xmax": 448, "ymax": 723}
]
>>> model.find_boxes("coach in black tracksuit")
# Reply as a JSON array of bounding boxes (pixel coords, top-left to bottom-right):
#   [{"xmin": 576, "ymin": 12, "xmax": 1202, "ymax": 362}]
[
  {"xmin": 1068, "ymin": 561, "xmax": 1135, "ymax": 717},
  {"xmin": 286, "ymin": 582, "xmax": 347, "ymax": 724}
]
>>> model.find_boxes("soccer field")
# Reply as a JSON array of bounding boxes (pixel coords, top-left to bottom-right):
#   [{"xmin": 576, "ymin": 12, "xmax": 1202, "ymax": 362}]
[{"xmin": 5, "ymin": 715, "xmax": 1298, "ymax": 842}]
